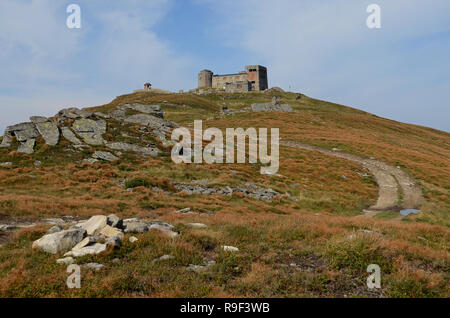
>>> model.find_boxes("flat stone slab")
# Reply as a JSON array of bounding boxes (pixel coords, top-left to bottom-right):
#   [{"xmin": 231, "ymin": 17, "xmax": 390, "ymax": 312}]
[{"xmin": 32, "ymin": 228, "xmax": 87, "ymax": 254}]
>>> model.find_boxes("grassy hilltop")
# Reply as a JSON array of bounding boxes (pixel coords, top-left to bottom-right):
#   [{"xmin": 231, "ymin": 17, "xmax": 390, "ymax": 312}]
[{"xmin": 0, "ymin": 90, "xmax": 448, "ymax": 297}]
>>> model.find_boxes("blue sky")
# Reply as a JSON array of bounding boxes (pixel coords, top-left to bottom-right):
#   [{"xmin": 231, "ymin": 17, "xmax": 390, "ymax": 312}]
[{"xmin": 0, "ymin": 0, "xmax": 449, "ymax": 132}]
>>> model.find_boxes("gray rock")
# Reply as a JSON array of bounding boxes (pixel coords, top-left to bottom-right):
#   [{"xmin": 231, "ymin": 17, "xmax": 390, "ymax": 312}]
[
  {"xmin": 79, "ymin": 215, "xmax": 108, "ymax": 235},
  {"xmin": 125, "ymin": 114, "xmax": 171, "ymax": 132},
  {"xmin": 47, "ymin": 225, "xmax": 64, "ymax": 234},
  {"xmin": 61, "ymin": 127, "xmax": 83, "ymax": 145},
  {"xmin": 152, "ymin": 254, "xmax": 174, "ymax": 263},
  {"xmin": 0, "ymin": 162, "xmax": 12, "ymax": 167},
  {"xmin": 72, "ymin": 119, "xmax": 107, "ymax": 146},
  {"xmin": 94, "ymin": 112, "xmax": 110, "ymax": 119},
  {"xmin": 122, "ymin": 104, "xmax": 164, "ymax": 118},
  {"xmin": 107, "ymin": 214, "xmax": 123, "ymax": 229},
  {"xmin": 9, "ymin": 122, "xmax": 40, "ymax": 142},
  {"xmin": 18, "ymin": 139, "xmax": 36, "ymax": 154},
  {"xmin": 56, "ymin": 257, "xmax": 75, "ymax": 265},
  {"xmin": 82, "ymin": 263, "xmax": 104, "ymax": 271},
  {"xmin": 82, "ymin": 158, "xmax": 99, "ymax": 165},
  {"xmin": 129, "ymin": 236, "xmax": 138, "ymax": 243},
  {"xmin": 92, "ymin": 151, "xmax": 119, "ymax": 162},
  {"xmin": 149, "ymin": 225, "xmax": 179, "ymax": 238},
  {"xmin": 222, "ymin": 245, "xmax": 239, "ymax": 252},
  {"xmin": 35, "ymin": 121, "xmax": 60, "ymax": 146},
  {"xmin": 99, "ymin": 225, "xmax": 124, "ymax": 239},
  {"xmin": 124, "ymin": 221, "xmax": 149, "ymax": 234},
  {"xmin": 0, "ymin": 129, "xmax": 13, "ymax": 148},
  {"xmin": 30, "ymin": 116, "xmax": 48, "ymax": 123},
  {"xmin": 148, "ymin": 221, "xmax": 175, "ymax": 231},
  {"xmin": 72, "ymin": 236, "xmax": 99, "ymax": 251},
  {"xmin": 42, "ymin": 218, "xmax": 66, "ymax": 225},
  {"xmin": 105, "ymin": 236, "xmax": 121, "ymax": 249},
  {"xmin": 186, "ymin": 223, "xmax": 208, "ymax": 229},
  {"xmin": 105, "ymin": 142, "xmax": 160, "ymax": 157},
  {"xmin": 34, "ymin": 160, "xmax": 41, "ymax": 166},
  {"xmin": 186, "ymin": 260, "xmax": 216, "ymax": 273},
  {"xmin": 72, "ymin": 109, "xmax": 93, "ymax": 118},
  {"xmin": 110, "ymin": 109, "xmax": 126, "ymax": 120},
  {"xmin": 32, "ymin": 228, "xmax": 87, "ymax": 254},
  {"xmin": 65, "ymin": 243, "xmax": 107, "ymax": 257}
]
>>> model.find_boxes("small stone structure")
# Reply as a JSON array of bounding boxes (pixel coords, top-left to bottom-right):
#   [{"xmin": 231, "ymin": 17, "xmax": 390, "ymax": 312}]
[
  {"xmin": 144, "ymin": 83, "xmax": 151, "ymax": 91},
  {"xmin": 198, "ymin": 65, "xmax": 268, "ymax": 93}
]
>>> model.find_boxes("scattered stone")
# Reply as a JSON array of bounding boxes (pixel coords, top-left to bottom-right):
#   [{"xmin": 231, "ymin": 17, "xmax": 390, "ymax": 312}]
[
  {"xmin": 175, "ymin": 208, "xmax": 191, "ymax": 214},
  {"xmin": 0, "ymin": 162, "xmax": 12, "ymax": 167},
  {"xmin": 251, "ymin": 97, "xmax": 293, "ymax": 112},
  {"xmin": 47, "ymin": 225, "xmax": 64, "ymax": 234},
  {"xmin": 124, "ymin": 221, "xmax": 149, "ymax": 234},
  {"xmin": 42, "ymin": 218, "xmax": 66, "ymax": 225},
  {"xmin": 148, "ymin": 221, "xmax": 175, "ymax": 231},
  {"xmin": 129, "ymin": 236, "xmax": 138, "ymax": 243},
  {"xmin": 106, "ymin": 142, "xmax": 160, "ymax": 157},
  {"xmin": 82, "ymin": 158, "xmax": 99, "ymax": 165},
  {"xmin": 105, "ymin": 236, "xmax": 122, "ymax": 249},
  {"xmin": 149, "ymin": 225, "xmax": 179, "ymax": 238},
  {"xmin": 222, "ymin": 246, "xmax": 239, "ymax": 252},
  {"xmin": 34, "ymin": 160, "xmax": 41, "ymax": 166},
  {"xmin": 122, "ymin": 104, "xmax": 164, "ymax": 118},
  {"xmin": 153, "ymin": 255, "xmax": 174, "ymax": 263},
  {"xmin": 94, "ymin": 112, "xmax": 110, "ymax": 119},
  {"xmin": 112, "ymin": 258, "xmax": 120, "ymax": 263},
  {"xmin": 72, "ymin": 236, "xmax": 100, "ymax": 251},
  {"xmin": 186, "ymin": 223, "xmax": 208, "ymax": 229},
  {"xmin": 56, "ymin": 257, "xmax": 75, "ymax": 265},
  {"xmin": 92, "ymin": 151, "xmax": 119, "ymax": 162},
  {"xmin": 99, "ymin": 225, "xmax": 124, "ymax": 239},
  {"xmin": 82, "ymin": 263, "xmax": 104, "ymax": 271},
  {"xmin": 32, "ymin": 228, "xmax": 86, "ymax": 254},
  {"xmin": 0, "ymin": 224, "xmax": 16, "ymax": 231},
  {"xmin": 65, "ymin": 243, "xmax": 107, "ymax": 257},
  {"xmin": 186, "ymin": 260, "xmax": 216, "ymax": 273},
  {"xmin": 80, "ymin": 215, "xmax": 108, "ymax": 235},
  {"xmin": 107, "ymin": 214, "xmax": 123, "ymax": 229}
]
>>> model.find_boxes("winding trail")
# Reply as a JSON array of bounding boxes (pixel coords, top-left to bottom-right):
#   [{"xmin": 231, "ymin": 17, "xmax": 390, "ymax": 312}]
[{"xmin": 281, "ymin": 140, "xmax": 424, "ymax": 216}]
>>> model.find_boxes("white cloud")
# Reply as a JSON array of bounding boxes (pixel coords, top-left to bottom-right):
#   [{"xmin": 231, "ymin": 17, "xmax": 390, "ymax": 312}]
[
  {"xmin": 202, "ymin": 0, "xmax": 450, "ymax": 131},
  {"xmin": 0, "ymin": 0, "xmax": 194, "ymax": 132}
]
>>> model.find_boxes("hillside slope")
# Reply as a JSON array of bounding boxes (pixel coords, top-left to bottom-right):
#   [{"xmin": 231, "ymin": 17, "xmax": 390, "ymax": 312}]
[{"xmin": 0, "ymin": 90, "xmax": 448, "ymax": 298}]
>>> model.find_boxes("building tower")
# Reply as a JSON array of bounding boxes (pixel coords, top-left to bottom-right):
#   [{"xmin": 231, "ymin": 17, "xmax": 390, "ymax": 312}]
[
  {"xmin": 198, "ymin": 70, "xmax": 213, "ymax": 88},
  {"xmin": 245, "ymin": 65, "xmax": 268, "ymax": 91}
]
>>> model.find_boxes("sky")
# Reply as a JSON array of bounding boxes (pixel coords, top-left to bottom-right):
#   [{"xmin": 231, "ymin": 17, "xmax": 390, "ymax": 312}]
[{"xmin": 0, "ymin": 0, "xmax": 449, "ymax": 132}]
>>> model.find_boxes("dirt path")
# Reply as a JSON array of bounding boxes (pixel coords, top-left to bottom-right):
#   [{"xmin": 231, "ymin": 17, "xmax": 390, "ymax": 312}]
[{"xmin": 280, "ymin": 140, "xmax": 424, "ymax": 216}]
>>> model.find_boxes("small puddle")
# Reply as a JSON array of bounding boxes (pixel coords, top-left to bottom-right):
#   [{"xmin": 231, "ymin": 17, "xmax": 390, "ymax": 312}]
[{"xmin": 400, "ymin": 209, "xmax": 420, "ymax": 216}]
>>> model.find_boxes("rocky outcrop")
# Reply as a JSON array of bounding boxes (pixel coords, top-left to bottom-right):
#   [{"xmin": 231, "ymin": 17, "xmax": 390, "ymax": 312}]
[
  {"xmin": 174, "ymin": 181, "xmax": 279, "ymax": 201},
  {"xmin": 0, "ymin": 103, "xmax": 171, "ymax": 159},
  {"xmin": 72, "ymin": 118, "xmax": 107, "ymax": 146},
  {"xmin": 252, "ymin": 97, "xmax": 293, "ymax": 112},
  {"xmin": 122, "ymin": 104, "xmax": 164, "ymax": 118},
  {"xmin": 35, "ymin": 121, "xmax": 60, "ymax": 146},
  {"xmin": 61, "ymin": 127, "xmax": 82, "ymax": 145}
]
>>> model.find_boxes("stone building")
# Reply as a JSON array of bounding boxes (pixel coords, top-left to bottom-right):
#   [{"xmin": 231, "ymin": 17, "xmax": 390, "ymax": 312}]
[{"xmin": 198, "ymin": 65, "xmax": 268, "ymax": 93}]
